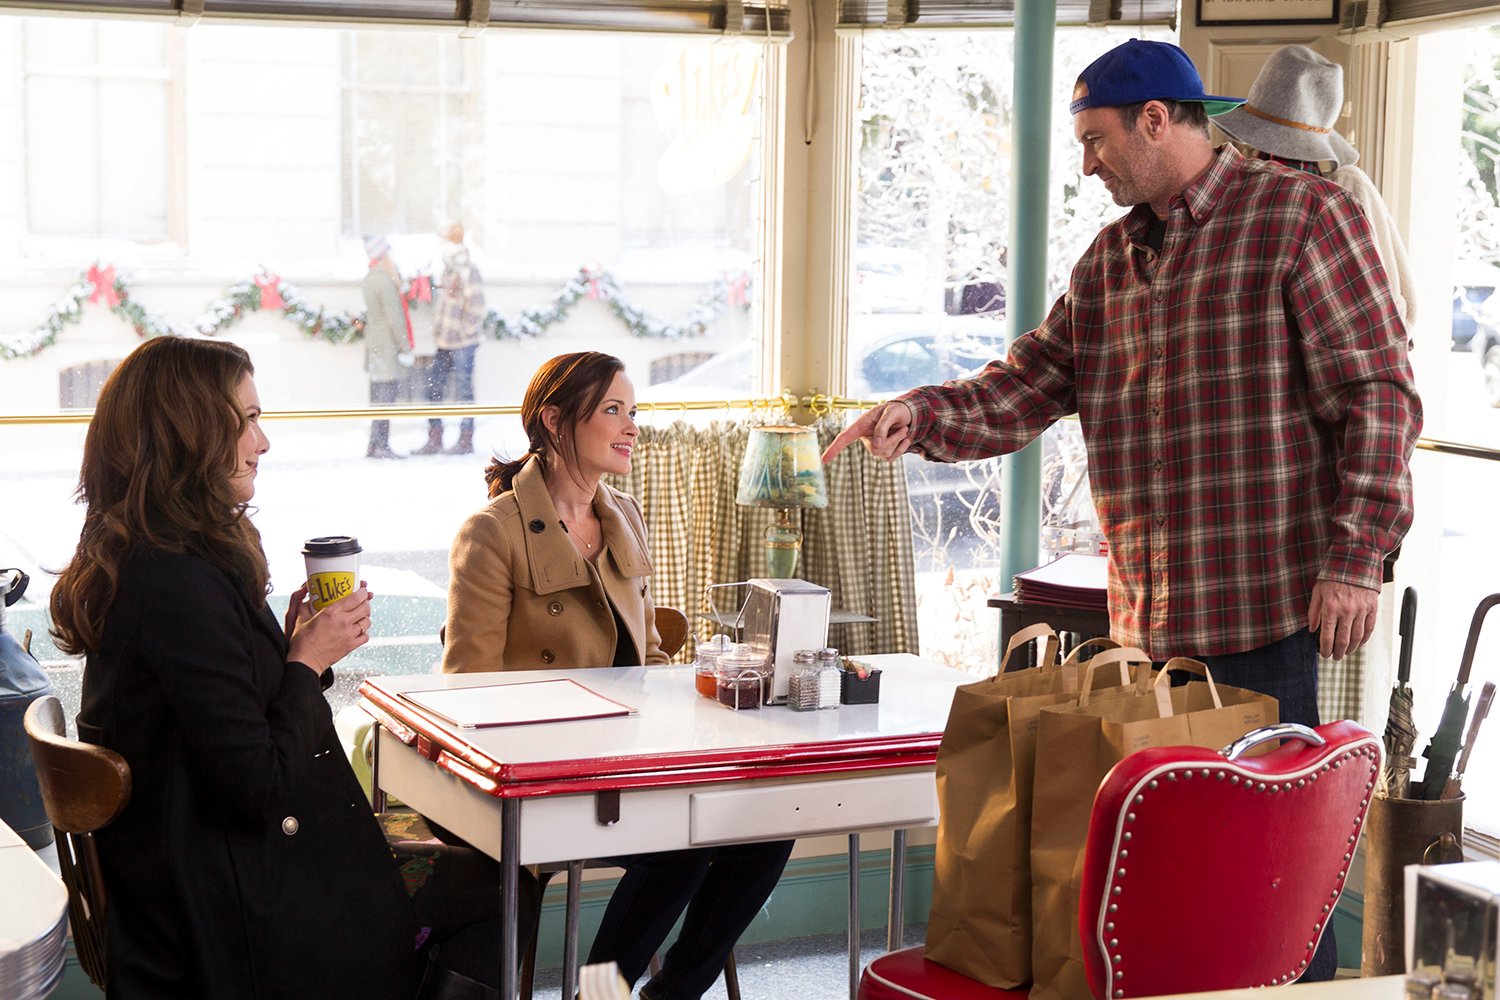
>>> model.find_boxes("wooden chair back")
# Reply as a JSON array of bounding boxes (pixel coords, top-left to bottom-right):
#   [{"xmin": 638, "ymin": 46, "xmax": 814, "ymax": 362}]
[
  {"xmin": 654, "ymin": 606, "xmax": 689, "ymax": 658},
  {"xmin": 23, "ymin": 694, "xmax": 132, "ymax": 991}
]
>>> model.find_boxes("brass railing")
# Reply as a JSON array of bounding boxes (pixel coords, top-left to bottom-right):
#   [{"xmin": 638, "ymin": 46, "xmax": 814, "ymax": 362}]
[
  {"xmin": 0, "ymin": 394, "xmax": 883, "ymax": 426},
  {"xmin": 3, "ymin": 402, "xmax": 1497, "ymax": 464}
]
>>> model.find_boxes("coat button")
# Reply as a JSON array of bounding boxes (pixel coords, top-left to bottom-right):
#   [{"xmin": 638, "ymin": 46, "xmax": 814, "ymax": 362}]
[
  {"xmin": 281, "ymin": 816, "xmax": 299, "ymax": 836},
  {"xmin": 528, "ymin": 518, "xmax": 546, "ymax": 533},
  {"xmin": 540, "ymin": 649, "xmax": 556, "ymax": 663},
  {"xmin": 548, "ymin": 600, "xmax": 564, "ymax": 616}
]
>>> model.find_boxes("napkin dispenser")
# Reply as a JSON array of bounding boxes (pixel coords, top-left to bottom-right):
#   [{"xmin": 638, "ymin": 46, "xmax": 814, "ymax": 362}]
[
  {"xmin": 741, "ymin": 579, "xmax": 831, "ymax": 703},
  {"xmin": 1406, "ymin": 860, "xmax": 1499, "ymax": 997}
]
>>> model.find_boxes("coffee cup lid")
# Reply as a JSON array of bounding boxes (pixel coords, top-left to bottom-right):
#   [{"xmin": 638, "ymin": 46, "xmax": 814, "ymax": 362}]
[{"xmin": 303, "ymin": 535, "xmax": 362, "ymax": 557}]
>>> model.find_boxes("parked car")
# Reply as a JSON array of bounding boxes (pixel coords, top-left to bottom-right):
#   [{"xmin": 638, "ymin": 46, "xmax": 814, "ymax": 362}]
[
  {"xmin": 1472, "ymin": 308, "xmax": 1500, "ymax": 407},
  {"xmin": 1453, "ymin": 285, "xmax": 1491, "ymax": 351},
  {"xmin": 1452, "ymin": 260, "xmax": 1500, "ymax": 351}
]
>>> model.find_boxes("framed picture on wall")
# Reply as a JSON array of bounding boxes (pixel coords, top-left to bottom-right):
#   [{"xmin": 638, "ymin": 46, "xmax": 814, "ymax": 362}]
[{"xmin": 1196, "ymin": 0, "xmax": 1337, "ymax": 25}]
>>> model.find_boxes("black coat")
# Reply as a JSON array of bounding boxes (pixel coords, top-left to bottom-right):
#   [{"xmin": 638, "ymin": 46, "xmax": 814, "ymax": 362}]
[{"xmin": 78, "ymin": 548, "xmax": 418, "ymax": 1000}]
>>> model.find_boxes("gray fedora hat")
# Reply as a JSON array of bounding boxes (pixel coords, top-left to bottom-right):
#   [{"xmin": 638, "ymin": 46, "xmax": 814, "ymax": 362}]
[{"xmin": 1213, "ymin": 45, "xmax": 1359, "ymax": 168}]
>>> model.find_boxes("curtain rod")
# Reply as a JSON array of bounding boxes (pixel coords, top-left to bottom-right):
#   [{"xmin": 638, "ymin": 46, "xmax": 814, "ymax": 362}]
[{"xmin": 0, "ymin": 395, "xmax": 884, "ymax": 427}]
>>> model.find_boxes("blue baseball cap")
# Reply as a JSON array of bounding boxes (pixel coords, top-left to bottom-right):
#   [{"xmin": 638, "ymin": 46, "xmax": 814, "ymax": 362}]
[{"xmin": 1070, "ymin": 40, "xmax": 1244, "ymax": 117}]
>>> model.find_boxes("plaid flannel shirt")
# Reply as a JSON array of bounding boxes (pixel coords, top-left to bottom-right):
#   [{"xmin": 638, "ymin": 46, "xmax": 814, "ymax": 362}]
[
  {"xmin": 433, "ymin": 260, "xmax": 486, "ymax": 351},
  {"xmin": 902, "ymin": 145, "xmax": 1422, "ymax": 659}
]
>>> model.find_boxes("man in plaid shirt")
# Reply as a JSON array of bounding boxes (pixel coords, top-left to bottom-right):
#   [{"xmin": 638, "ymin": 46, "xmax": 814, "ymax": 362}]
[
  {"xmin": 826, "ymin": 40, "xmax": 1421, "ymax": 730},
  {"xmin": 415, "ymin": 223, "xmax": 487, "ymax": 455}
]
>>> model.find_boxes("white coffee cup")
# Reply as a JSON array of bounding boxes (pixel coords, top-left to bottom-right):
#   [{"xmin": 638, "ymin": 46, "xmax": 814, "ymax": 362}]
[{"xmin": 302, "ymin": 536, "xmax": 362, "ymax": 612}]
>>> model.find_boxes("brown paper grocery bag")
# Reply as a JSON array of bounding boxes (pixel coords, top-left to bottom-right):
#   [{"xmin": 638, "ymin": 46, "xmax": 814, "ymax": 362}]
[
  {"xmin": 924, "ymin": 630, "xmax": 1151, "ymax": 988},
  {"xmin": 1028, "ymin": 659, "xmax": 1278, "ymax": 1000}
]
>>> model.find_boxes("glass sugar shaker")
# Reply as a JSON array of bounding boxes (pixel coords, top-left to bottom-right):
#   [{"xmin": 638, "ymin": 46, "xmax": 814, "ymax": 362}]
[
  {"xmin": 815, "ymin": 647, "xmax": 842, "ymax": 710},
  {"xmin": 788, "ymin": 649, "xmax": 821, "ymax": 711}
]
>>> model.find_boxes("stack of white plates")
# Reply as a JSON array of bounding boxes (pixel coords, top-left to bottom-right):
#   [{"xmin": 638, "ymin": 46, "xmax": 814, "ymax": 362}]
[{"xmin": 0, "ymin": 820, "xmax": 69, "ymax": 1000}]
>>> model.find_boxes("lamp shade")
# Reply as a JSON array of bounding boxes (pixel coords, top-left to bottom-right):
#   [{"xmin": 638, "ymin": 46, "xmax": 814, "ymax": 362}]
[{"xmin": 735, "ymin": 425, "xmax": 829, "ymax": 509}]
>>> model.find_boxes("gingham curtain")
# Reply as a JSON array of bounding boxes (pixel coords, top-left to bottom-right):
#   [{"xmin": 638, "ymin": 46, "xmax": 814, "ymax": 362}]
[{"xmin": 607, "ymin": 415, "xmax": 919, "ymax": 662}]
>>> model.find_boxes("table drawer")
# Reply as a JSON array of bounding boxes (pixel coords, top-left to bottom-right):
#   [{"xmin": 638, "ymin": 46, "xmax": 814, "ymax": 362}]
[{"xmin": 689, "ymin": 772, "xmax": 936, "ymax": 845}]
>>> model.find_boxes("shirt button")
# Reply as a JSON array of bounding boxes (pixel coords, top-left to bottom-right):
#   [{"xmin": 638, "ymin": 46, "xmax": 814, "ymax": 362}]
[
  {"xmin": 540, "ymin": 649, "xmax": 556, "ymax": 664},
  {"xmin": 1153, "ymin": 459, "xmax": 1163, "ymax": 471},
  {"xmin": 548, "ymin": 600, "xmax": 564, "ymax": 616},
  {"xmin": 1155, "ymin": 515, "xmax": 1166, "ymax": 526},
  {"xmin": 1154, "ymin": 349, "xmax": 1165, "ymax": 359},
  {"xmin": 1150, "ymin": 405, "xmax": 1161, "ymax": 416},
  {"xmin": 281, "ymin": 816, "xmax": 299, "ymax": 836}
]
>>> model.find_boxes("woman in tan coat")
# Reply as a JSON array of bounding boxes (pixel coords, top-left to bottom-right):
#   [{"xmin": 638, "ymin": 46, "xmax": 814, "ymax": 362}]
[
  {"xmin": 441, "ymin": 354, "xmax": 666, "ymax": 672},
  {"xmin": 442, "ymin": 352, "xmax": 793, "ymax": 1000}
]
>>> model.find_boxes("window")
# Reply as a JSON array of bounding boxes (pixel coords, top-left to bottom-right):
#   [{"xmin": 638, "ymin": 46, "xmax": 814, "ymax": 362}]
[
  {"xmin": 620, "ymin": 41, "xmax": 764, "ymax": 247},
  {"xmin": 341, "ymin": 32, "xmax": 479, "ymax": 238},
  {"xmin": 1, "ymin": 16, "xmax": 773, "ymax": 730},
  {"xmin": 1397, "ymin": 24, "xmax": 1500, "ymax": 839},
  {"xmin": 22, "ymin": 18, "xmax": 176, "ymax": 241},
  {"xmin": 848, "ymin": 26, "xmax": 1159, "ymax": 667}
]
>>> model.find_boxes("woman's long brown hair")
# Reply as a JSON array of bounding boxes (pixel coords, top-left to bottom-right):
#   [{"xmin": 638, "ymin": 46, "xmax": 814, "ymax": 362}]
[
  {"xmin": 482, "ymin": 351, "xmax": 624, "ymax": 498},
  {"xmin": 50, "ymin": 337, "xmax": 269, "ymax": 655}
]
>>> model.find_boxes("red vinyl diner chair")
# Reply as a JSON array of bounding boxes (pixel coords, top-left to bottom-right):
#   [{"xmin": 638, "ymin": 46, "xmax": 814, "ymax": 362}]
[{"xmin": 859, "ymin": 720, "xmax": 1380, "ymax": 1000}]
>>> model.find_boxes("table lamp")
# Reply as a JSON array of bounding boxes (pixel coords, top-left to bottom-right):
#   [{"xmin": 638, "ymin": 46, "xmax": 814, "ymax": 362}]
[{"xmin": 735, "ymin": 425, "xmax": 829, "ymax": 578}]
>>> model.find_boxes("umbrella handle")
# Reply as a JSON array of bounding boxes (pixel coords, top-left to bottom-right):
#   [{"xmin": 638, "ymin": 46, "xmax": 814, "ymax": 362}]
[
  {"xmin": 1397, "ymin": 586, "xmax": 1417, "ymax": 684},
  {"xmin": 1456, "ymin": 593, "xmax": 1500, "ymax": 686}
]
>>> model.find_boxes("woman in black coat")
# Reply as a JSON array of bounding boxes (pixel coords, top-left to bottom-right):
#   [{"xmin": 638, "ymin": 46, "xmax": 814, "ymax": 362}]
[{"xmin": 50, "ymin": 337, "xmax": 527, "ymax": 1000}]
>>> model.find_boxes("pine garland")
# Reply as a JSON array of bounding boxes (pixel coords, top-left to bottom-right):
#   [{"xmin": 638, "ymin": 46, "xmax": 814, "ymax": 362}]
[{"xmin": 1, "ymin": 262, "xmax": 751, "ymax": 361}]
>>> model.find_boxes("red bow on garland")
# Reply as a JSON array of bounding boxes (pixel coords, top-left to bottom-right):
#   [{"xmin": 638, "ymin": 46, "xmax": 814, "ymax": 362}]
[
  {"xmin": 404, "ymin": 274, "xmax": 432, "ymax": 305},
  {"xmin": 254, "ymin": 272, "xmax": 285, "ymax": 311},
  {"xmin": 87, "ymin": 264, "xmax": 121, "ymax": 308},
  {"xmin": 585, "ymin": 267, "xmax": 605, "ymax": 301}
]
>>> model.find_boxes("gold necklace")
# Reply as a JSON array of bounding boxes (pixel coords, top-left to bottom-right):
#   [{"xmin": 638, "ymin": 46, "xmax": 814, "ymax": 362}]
[{"xmin": 560, "ymin": 518, "xmax": 596, "ymax": 550}]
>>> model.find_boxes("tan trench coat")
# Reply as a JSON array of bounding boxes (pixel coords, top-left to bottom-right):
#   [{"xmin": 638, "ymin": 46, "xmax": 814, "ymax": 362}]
[{"xmin": 442, "ymin": 455, "xmax": 668, "ymax": 673}]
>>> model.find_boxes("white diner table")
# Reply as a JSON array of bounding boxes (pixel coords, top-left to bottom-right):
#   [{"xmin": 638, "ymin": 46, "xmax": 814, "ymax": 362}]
[{"xmin": 358, "ymin": 652, "xmax": 970, "ymax": 1000}]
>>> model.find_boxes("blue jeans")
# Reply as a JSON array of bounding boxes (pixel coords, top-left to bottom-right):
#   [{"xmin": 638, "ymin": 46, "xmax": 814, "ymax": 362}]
[
  {"xmin": 1196, "ymin": 627, "xmax": 1321, "ymax": 731},
  {"xmin": 425, "ymin": 345, "xmax": 477, "ymax": 432},
  {"xmin": 1176, "ymin": 628, "xmax": 1336, "ymax": 981},
  {"xmin": 589, "ymin": 841, "xmax": 794, "ymax": 1000}
]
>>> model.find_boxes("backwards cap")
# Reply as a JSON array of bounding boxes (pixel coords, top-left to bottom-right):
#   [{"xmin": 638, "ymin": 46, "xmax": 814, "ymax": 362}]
[{"xmin": 1071, "ymin": 40, "xmax": 1244, "ymax": 117}]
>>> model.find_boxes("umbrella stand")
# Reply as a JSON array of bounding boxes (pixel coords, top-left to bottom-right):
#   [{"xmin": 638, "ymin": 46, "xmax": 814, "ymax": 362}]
[{"xmin": 1360, "ymin": 794, "xmax": 1465, "ymax": 977}]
